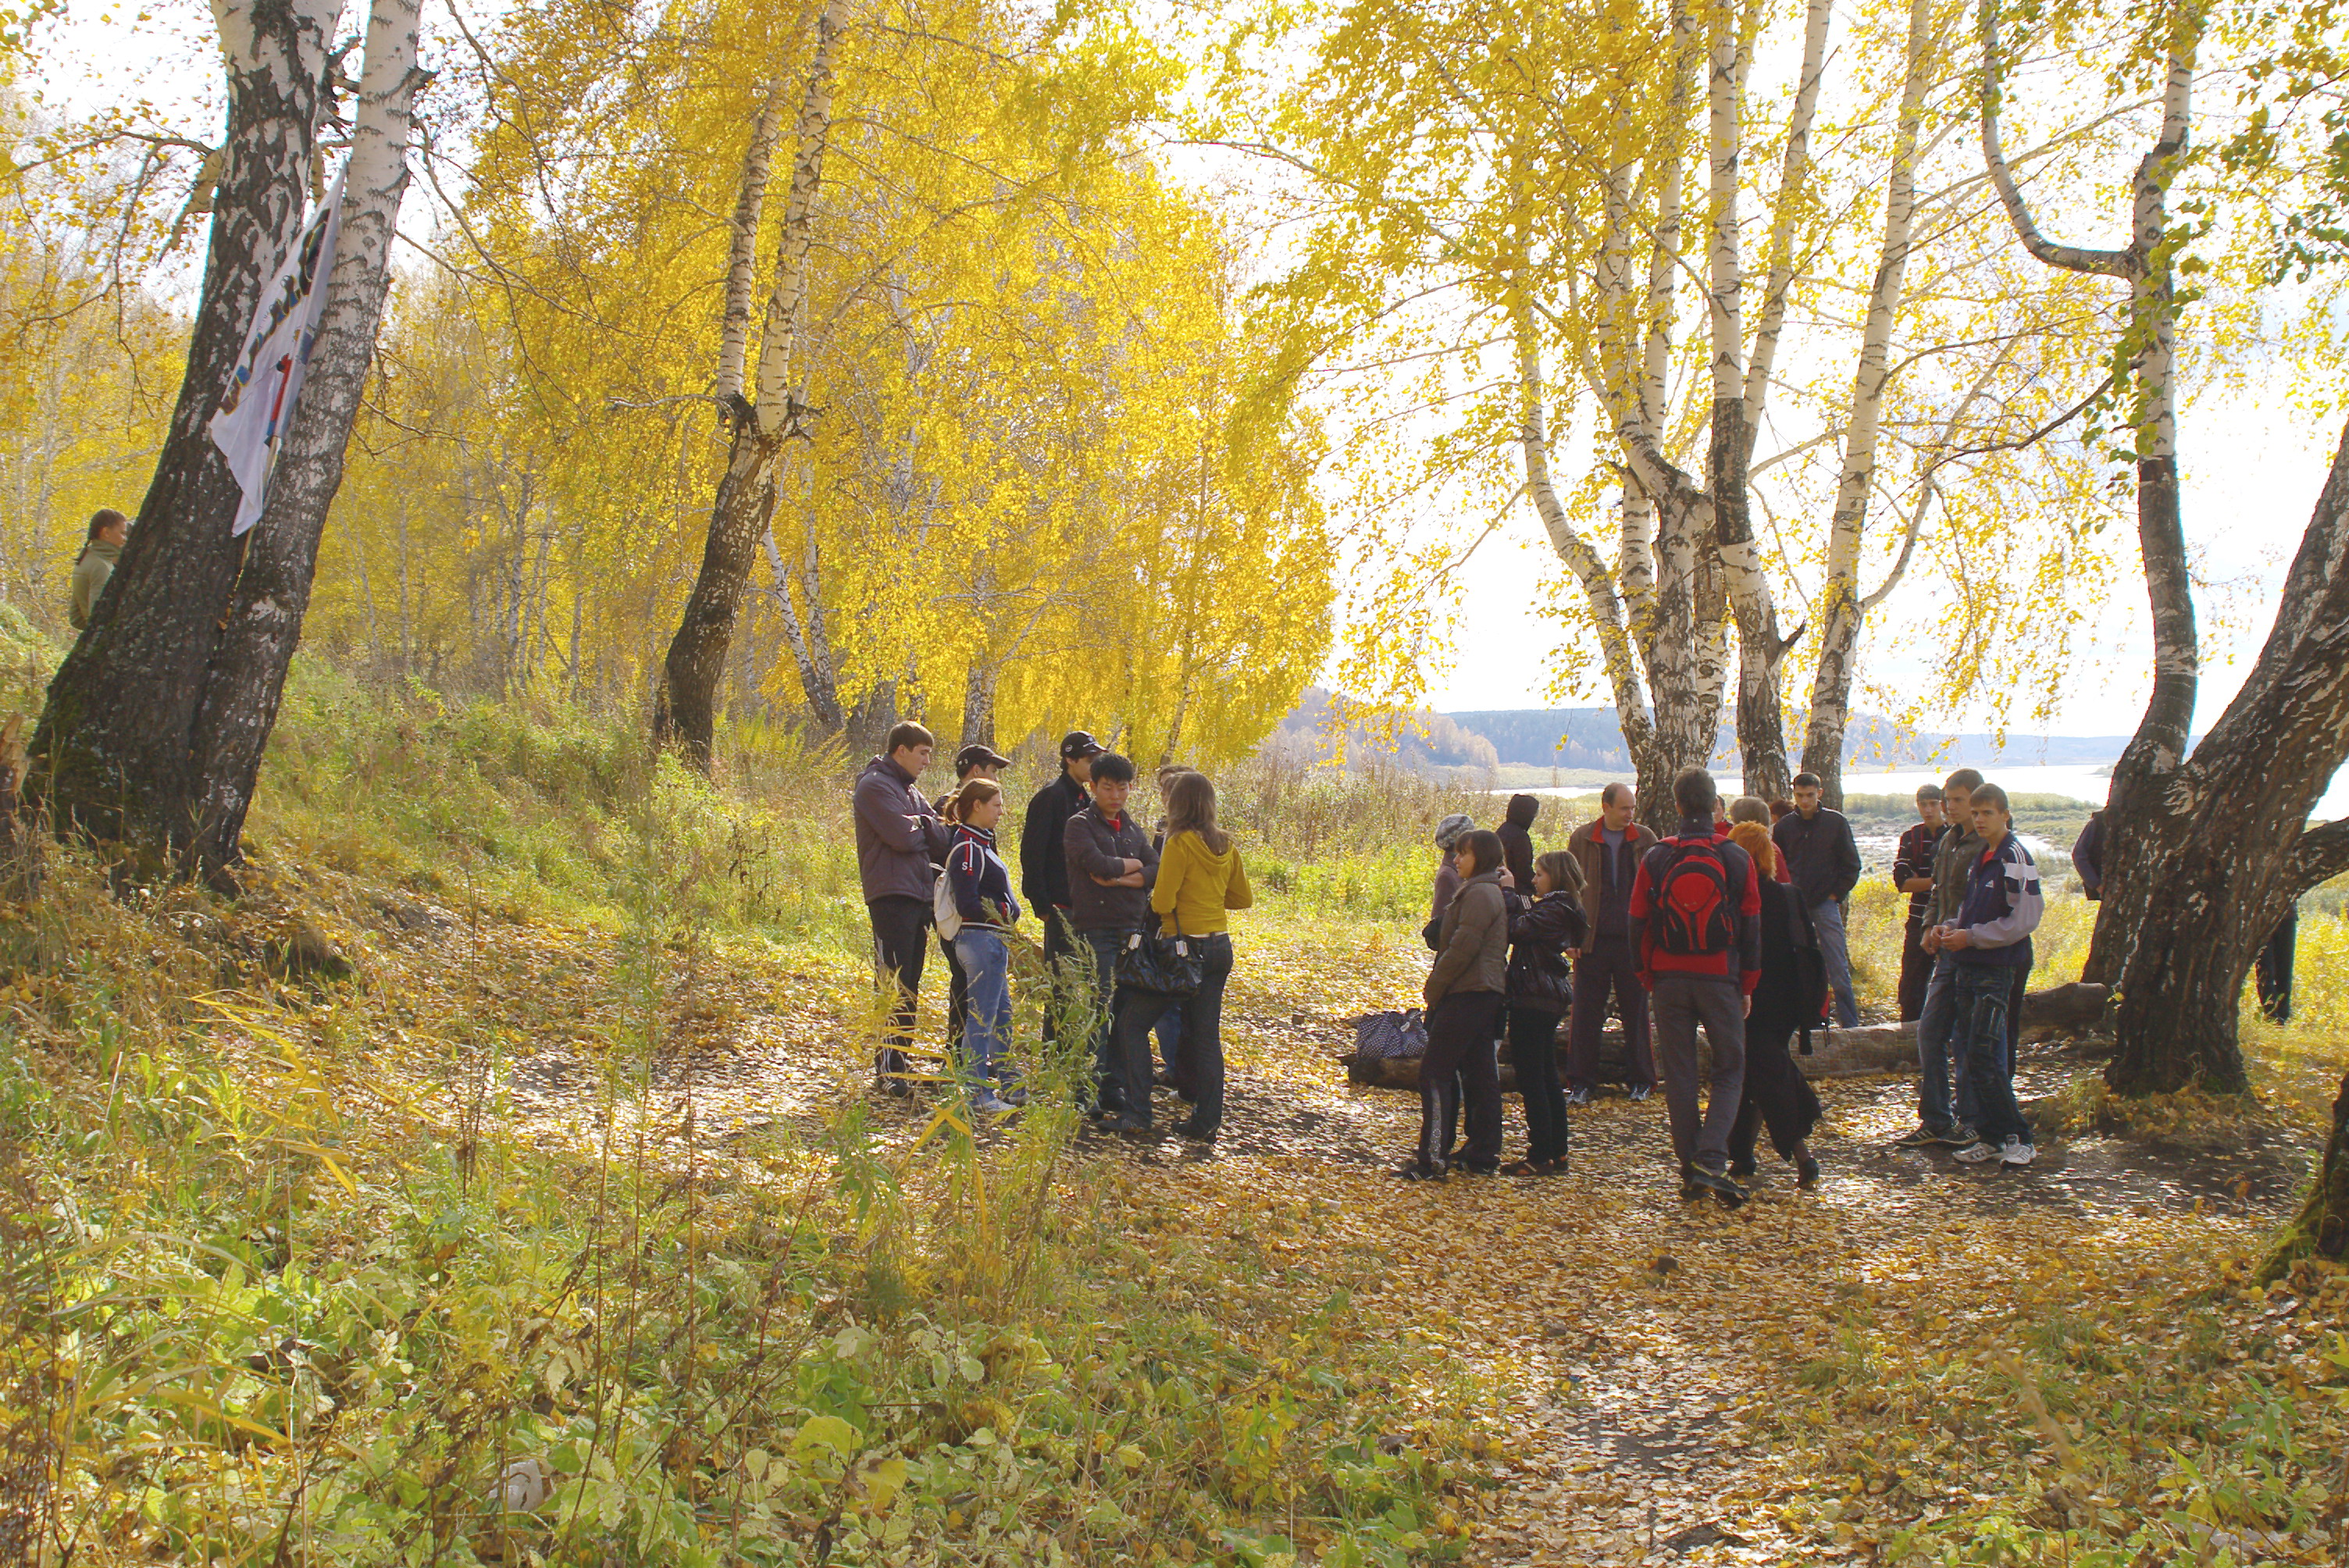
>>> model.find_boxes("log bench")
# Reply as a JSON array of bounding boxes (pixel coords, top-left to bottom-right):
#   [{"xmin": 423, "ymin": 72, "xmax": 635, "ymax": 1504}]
[{"xmin": 1341, "ymin": 981, "xmax": 2110, "ymax": 1090}]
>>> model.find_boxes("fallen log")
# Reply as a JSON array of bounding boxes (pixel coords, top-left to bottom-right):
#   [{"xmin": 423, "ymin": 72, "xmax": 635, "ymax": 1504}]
[{"xmin": 1343, "ymin": 982, "xmax": 2108, "ymax": 1090}]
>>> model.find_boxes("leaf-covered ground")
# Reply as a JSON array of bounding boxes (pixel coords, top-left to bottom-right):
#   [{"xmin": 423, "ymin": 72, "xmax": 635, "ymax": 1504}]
[{"xmin": 326, "ymin": 894, "xmax": 2349, "ymax": 1566}]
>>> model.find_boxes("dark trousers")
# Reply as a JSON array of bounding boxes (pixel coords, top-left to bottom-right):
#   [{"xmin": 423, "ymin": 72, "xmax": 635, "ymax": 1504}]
[
  {"xmin": 1155, "ymin": 1000, "xmax": 1189, "ymax": 1092},
  {"xmin": 1078, "ymin": 928, "xmax": 1126, "ymax": 1110},
  {"xmin": 1649, "ymin": 975, "xmax": 1747, "ymax": 1173},
  {"xmin": 1417, "ymin": 992, "xmax": 1506, "ymax": 1171},
  {"xmin": 2258, "ymin": 906, "xmax": 2297, "ymax": 1023},
  {"xmin": 1728, "ymin": 1015, "xmax": 1822, "ymax": 1166},
  {"xmin": 1569, "ymin": 939, "xmax": 1654, "ymax": 1089},
  {"xmin": 1956, "ymin": 962, "xmax": 2031, "ymax": 1146},
  {"xmin": 1506, "ymin": 1004, "xmax": 1570, "ymax": 1164},
  {"xmin": 1898, "ymin": 915, "xmax": 1933, "ymax": 1022},
  {"xmin": 1041, "ymin": 908, "xmax": 1080, "ymax": 1044},
  {"xmin": 939, "ymin": 934, "xmax": 970, "ymax": 1049},
  {"xmin": 868, "ymin": 896, "xmax": 931, "ymax": 1081},
  {"xmin": 1110, "ymin": 935, "xmax": 1233, "ymax": 1136}
]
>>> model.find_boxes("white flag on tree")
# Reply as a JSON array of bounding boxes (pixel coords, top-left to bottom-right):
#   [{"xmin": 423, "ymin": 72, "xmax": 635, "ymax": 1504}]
[{"xmin": 210, "ymin": 173, "xmax": 344, "ymax": 536}]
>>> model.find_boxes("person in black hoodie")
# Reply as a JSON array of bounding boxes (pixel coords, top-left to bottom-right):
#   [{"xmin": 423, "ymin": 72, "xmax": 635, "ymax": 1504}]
[
  {"xmin": 1498, "ymin": 793, "xmax": 1540, "ymax": 895},
  {"xmin": 1504, "ymin": 850, "xmax": 1588, "ymax": 1174},
  {"xmin": 1022, "ymin": 731, "xmax": 1103, "ymax": 1044},
  {"xmin": 1724, "ymin": 822, "xmax": 1824, "ymax": 1187}
]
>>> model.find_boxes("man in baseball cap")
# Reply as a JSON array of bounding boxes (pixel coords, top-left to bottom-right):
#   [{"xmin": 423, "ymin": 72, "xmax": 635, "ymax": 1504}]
[
  {"xmin": 954, "ymin": 742, "xmax": 1014, "ymax": 779},
  {"xmin": 1025, "ymin": 729, "xmax": 1106, "ymax": 1045}
]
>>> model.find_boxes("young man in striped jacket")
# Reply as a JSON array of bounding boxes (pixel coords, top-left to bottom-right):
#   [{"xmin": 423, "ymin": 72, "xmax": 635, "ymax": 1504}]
[{"xmin": 1927, "ymin": 782, "xmax": 2043, "ymax": 1169}]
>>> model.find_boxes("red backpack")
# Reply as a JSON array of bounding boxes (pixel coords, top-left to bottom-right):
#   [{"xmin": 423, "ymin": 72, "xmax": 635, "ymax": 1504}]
[{"xmin": 1649, "ymin": 837, "xmax": 1738, "ymax": 956}]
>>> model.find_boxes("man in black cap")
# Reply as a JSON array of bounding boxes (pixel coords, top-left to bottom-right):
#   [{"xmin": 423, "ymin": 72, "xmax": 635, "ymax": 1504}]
[
  {"xmin": 936, "ymin": 740, "xmax": 1015, "ymax": 1051},
  {"xmin": 1023, "ymin": 731, "xmax": 1103, "ymax": 1043}
]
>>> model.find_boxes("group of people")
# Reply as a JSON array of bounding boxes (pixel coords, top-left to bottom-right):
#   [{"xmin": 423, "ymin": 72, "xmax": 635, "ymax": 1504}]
[
  {"xmin": 850, "ymin": 722, "xmax": 2051, "ymax": 1189},
  {"xmin": 850, "ymin": 724, "xmax": 1251, "ymax": 1143},
  {"xmin": 1410, "ymin": 763, "xmax": 2045, "ymax": 1204}
]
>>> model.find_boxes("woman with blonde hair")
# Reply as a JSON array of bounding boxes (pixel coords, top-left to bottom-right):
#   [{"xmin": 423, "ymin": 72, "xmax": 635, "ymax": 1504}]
[
  {"xmin": 1117, "ymin": 770, "xmax": 1252, "ymax": 1143},
  {"xmin": 1724, "ymin": 821, "xmax": 1823, "ymax": 1186}
]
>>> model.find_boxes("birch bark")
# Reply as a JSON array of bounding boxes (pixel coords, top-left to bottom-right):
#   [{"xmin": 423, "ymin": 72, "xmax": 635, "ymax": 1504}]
[
  {"xmin": 184, "ymin": 0, "xmax": 427, "ymax": 867},
  {"xmin": 30, "ymin": 0, "xmax": 344, "ymax": 852},
  {"xmin": 1799, "ymin": 0, "xmax": 1935, "ymax": 806},
  {"xmin": 654, "ymin": 0, "xmax": 850, "ymax": 768}
]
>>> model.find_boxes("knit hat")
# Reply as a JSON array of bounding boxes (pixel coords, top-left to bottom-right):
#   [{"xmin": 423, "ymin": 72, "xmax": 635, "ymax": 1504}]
[{"xmin": 1433, "ymin": 813, "xmax": 1474, "ymax": 851}]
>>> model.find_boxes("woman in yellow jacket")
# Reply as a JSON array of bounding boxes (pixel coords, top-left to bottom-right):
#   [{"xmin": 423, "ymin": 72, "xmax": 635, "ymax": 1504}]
[{"xmin": 1119, "ymin": 771, "xmax": 1253, "ymax": 1145}]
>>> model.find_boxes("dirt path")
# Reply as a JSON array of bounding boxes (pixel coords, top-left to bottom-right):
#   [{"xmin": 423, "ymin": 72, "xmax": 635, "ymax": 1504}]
[{"xmin": 354, "ymin": 911, "xmax": 2313, "ymax": 1565}]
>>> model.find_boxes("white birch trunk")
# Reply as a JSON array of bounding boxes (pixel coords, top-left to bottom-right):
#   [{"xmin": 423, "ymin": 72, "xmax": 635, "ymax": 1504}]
[
  {"xmin": 750, "ymin": 0, "xmax": 848, "ymax": 433},
  {"xmin": 714, "ymin": 74, "xmax": 792, "ymax": 407},
  {"xmin": 1799, "ymin": 0, "xmax": 1933, "ymax": 805},
  {"xmin": 185, "ymin": 0, "xmax": 424, "ymax": 863}
]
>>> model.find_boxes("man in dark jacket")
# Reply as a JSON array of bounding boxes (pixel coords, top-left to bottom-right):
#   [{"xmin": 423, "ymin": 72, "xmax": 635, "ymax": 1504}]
[
  {"xmin": 2072, "ymin": 810, "xmax": 2105, "ymax": 900},
  {"xmin": 1022, "ymin": 731, "xmax": 1103, "ymax": 1044},
  {"xmin": 1565, "ymin": 782, "xmax": 1658, "ymax": 1103},
  {"xmin": 1629, "ymin": 766, "xmax": 1762, "ymax": 1205},
  {"xmin": 1892, "ymin": 784, "xmax": 1944, "ymax": 1021},
  {"xmin": 853, "ymin": 723, "xmax": 954, "ymax": 1094},
  {"xmin": 1772, "ymin": 772, "xmax": 1862, "ymax": 1026},
  {"xmin": 1061, "ymin": 751, "xmax": 1157, "ymax": 1125},
  {"xmin": 1497, "ymin": 793, "xmax": 1540, "ymax": 893}
]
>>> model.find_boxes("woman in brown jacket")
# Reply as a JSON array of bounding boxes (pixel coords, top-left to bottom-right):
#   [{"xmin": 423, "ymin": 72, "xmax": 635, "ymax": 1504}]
[{"xmin": 1406, "ymin": 829, "xmax": 1511, "ymax": 1178}]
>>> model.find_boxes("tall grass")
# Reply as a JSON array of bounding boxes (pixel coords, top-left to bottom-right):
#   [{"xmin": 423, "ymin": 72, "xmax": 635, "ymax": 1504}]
[{"xmin": 0, "ymin": 662, "xmax": 1470, "ymax": 1567}]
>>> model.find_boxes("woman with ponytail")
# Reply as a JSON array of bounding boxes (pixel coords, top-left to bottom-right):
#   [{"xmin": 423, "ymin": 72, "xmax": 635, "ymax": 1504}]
[{"xmin": 943, "ymin": 779, "xmax": 1023, "ymax": 1114}]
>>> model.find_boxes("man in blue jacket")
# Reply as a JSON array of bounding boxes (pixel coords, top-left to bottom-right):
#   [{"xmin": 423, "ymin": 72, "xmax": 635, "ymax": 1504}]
[
  {"xmin": 1929, "ymin": 782, "xmax": 2043, "ymax": 1169},
  {"xmin": 853, "ymin": 723, "xmax": 953, "ymax": 1095}
]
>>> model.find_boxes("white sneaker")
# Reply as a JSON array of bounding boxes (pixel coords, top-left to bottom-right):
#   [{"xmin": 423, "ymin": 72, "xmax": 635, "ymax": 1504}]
[
  {"xmin": 2000, "ymin": 1138, "xmax": 2035, "ymax": 1167},
  {"xmin": 1951, "ymin": 1140, "xmax": 2000, "ymax": 1164},
  {"xmin": 969, "ymin": 1090, "xmax": 1016, "ymax": 1116}
]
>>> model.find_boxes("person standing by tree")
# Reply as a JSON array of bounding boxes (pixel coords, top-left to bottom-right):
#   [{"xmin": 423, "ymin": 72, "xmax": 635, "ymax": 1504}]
[
  {"xmin": 67, "ymin": 509, "xmax": 129, "ymax": 631},
  {"xmin": 941, "ymin": 778, "xmax": 1021, "ymax": 1114},
  {"xmin": 1898, "ymin": 769, "xmax": 1984, "ymax": 1148},
  {"xmin": 936, "ymin": 741, "xmax": 1012, "ymax": 1056},
  {"xmin": 1023, "ymin": 731, "xmax": 1103, "ymax": 1042},
  {"xmin": 1567, "ymin": 783, "xmax": 1658, "ymax": 1104},
  {"xmin": 1631, "ymin": 767, "xmax": 1763, "ymax": 1206},
  {"xmin": 1498, "ymin": 793, "xmax": 1541, "ymax": 894},
  {"xmin": 1503, "ymin": 850, "xmax": 1587, "ymax": 1174},
  {"xmin": 2072, "ymin": 807, "xmax": 2106, "ymax": 901},
  {"xmin": 1149, "ymin": 764, "xmax": 1196, "ymax": 1100},
  {"xmin": 1773, "ymin": 772, "xmax": 1862, "ymax": 1027},
  {"xmin": 854, "ymin": 722, "xmax": 953, "ymax": 1095},
  {"xmin": 1062, "ymin": 750, "xmax": 1156, "ymax": 1128},
  {"xmin": 1934, "ymin": 783, "xmax": 2043, "ymax": 1168},
  {"xmin": 1893, "ymin": 785, "xmax": 1946, "ymax": 1021},
  {"xmin": 1131, "ymin": 770, "xmax": 1251, "ymax": 1145},
  {"xmin": 1407, "ymin": 828, "xmax": 1510, "ymax": 1179},
  {"xmin": 1725, "ymin": 821, "xmax": 1825, "ymax": 1188},
  {"xmin": 2258, "ymin": 905, "xmax": 2297, "ymax": 1024}
]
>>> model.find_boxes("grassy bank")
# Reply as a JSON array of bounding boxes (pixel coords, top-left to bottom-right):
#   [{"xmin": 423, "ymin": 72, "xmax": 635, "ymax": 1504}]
[{"xmin": 4, "ymin": 632, "xmax": 2346, "ymax": 1566}]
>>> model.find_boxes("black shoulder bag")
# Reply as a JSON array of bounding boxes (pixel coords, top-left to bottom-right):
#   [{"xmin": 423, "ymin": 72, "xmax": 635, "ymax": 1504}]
[{"xmin": 1116, "ymin": 912, "xmax": 1203, "ymax": 997}]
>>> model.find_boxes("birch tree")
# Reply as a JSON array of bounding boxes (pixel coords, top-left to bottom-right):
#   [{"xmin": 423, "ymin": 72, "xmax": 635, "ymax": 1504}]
[
  {"xmin": 1977, "ymin": 0, "xmax": 2349, "ymax": 1098},
  {"xmin": 652, "ymin": 0, "xmax": 849, "ymax": 768},
  {"xmin": 30, "ymin": 0, "xmax": 426, "ymax": 874}
]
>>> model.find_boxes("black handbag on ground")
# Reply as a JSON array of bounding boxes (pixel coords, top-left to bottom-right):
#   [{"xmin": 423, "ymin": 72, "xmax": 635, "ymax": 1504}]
[{"xmin": 1116, "ymin": 916, "xmax": 1203, "ymax": 997}]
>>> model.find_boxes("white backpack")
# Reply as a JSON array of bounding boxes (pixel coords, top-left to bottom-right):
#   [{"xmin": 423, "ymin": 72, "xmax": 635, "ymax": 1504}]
[{"xmin": 933, "ymin": 865, "xmax": 962, "ymax": 941}]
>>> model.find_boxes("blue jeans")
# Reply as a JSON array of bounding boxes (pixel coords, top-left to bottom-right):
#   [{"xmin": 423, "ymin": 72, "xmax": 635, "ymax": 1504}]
[
  {"xmin": 1811, "ymin": 897, "xmax": 1860, "ymax": 1028},
  {"xmin": 1915, "ymin": 957, "xmax": 1979, "ymax": 1131},
  {"xmin": 1155, "ymin": 1000, "xmax": 1187, "ymax": 1089},
  {"xmin": 1955, "ymin": 962, "xmax": 2031, "ymax": 1146},
  {"xmin": 954, "ymin": 929, "xmax": 1014, "ymax": 1087}
]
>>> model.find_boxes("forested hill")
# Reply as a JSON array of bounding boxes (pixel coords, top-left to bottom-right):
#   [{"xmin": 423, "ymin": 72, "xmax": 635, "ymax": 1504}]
[
  {"xmin": 1442, "ymin": 709, "xmax": 2136, "ymax": 772},
  {"xmin": 1271, "ymin": 690, "xmax": 2134, "ymax": 775}
]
